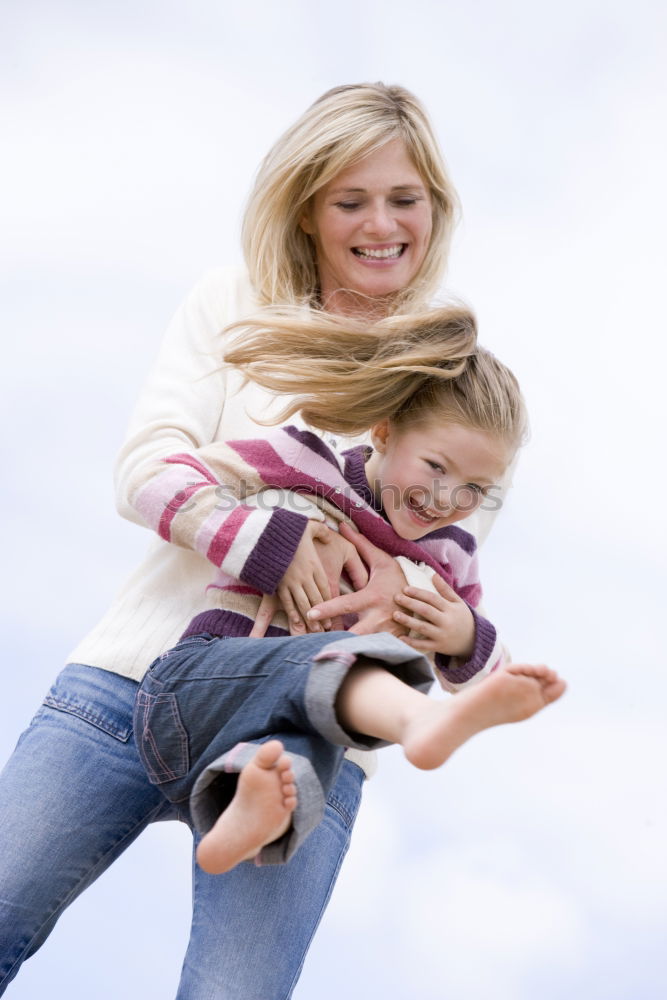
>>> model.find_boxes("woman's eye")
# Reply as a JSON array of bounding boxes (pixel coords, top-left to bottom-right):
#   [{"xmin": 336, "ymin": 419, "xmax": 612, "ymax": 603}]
[
  {"xmin": 336, "ymin": 201, "xmax": 361, "ymax": 211},
  {"xmin": 427, "ymin": 460, "xmax": 445, "ymax": 474},
  {"xmin": 393, "ymin": 197, "xmax": 418, "ymax": 207},
  {"xmin": 465, "ymin": 483, "xmax": 483, "ymax": 496}
]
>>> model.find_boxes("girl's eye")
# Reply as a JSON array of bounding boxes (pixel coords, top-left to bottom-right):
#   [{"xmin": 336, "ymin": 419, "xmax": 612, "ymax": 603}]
[
  {"xmin": 427, "ymin": 460, "xmax": 445, "ymax": 474},
  {"xmin": 465, "ymin": 483, "xmax": 484, "ymax": 496}
]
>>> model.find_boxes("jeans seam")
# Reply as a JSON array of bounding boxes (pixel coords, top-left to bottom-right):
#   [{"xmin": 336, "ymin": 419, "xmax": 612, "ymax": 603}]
[
  {"xmin": 326, "ymin": 794, "xmax": 355, "ymax": 828},
  {"xmin": 42, "ymin": 696, "xmax": 131, "ymax": 742}
]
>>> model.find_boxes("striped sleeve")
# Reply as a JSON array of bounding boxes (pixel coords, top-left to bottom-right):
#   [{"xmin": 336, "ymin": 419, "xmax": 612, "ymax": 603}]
[
  {"xmin": 434, "ymin": 609, "xmax": 508, "ymax": 693},
  {"xmin": 401, "ymin": 528, "xmax": 510, "ymax": 691},
  {"xmin": 126, "ymin": 440, "xmax": 309, "ymax": 594}
]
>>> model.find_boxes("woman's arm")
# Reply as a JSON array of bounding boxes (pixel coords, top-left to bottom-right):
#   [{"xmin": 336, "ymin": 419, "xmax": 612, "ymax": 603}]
[
  {"xmin": 115, "ymin": 268, "xmax": 245, "ymax": 526},
  {"xmin": 114, "ymin": 270, "xmax": 335, "ymax": 600}
]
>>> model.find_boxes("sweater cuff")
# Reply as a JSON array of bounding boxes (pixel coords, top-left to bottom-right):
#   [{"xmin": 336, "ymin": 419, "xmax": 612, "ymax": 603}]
[
  {"xmin": 240, "ymin": 508, "xmax": 308, "ymax": 594},
  {"xmin": 435, "ymin": 607, "xmax": 497, "ymax": 685}
]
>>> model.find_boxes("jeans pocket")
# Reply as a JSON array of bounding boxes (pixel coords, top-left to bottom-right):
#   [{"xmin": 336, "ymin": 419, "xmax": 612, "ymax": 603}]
[
  {"xmin": 42, "ymin": 694, "xmax": 132, "ymax": 743},
  {"xmin": 133, "ymin": 689, "xmax": 190, "ymax": 785}
]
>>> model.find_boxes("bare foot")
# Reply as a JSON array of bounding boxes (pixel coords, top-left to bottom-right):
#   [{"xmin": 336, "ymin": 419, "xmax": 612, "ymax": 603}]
[
  {"xmin": 403, "ymin": 664, "xmax": 566, "ymax": 770},
  {"xmin": 196, "ymin": 740, "xmax": 297, "ymax": 875}
]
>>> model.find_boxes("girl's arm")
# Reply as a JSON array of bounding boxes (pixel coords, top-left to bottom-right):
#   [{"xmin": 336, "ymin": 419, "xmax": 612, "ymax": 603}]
[
  {"xmin": 393, "ymin": 572, "xmax": 507, "ymax": 692},
  {"xmin": 126, "ymin": 439, "xmax": 314, "ymax": 593}
]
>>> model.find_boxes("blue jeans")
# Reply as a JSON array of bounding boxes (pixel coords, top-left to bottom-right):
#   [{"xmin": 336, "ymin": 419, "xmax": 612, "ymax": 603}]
[
  {"xmin": 135, "ymin": 631, "xmax": 432, "ymax": 864},
  {"xmin": 0, "ymin": 662, "xmax": 365, "ymax": 998}
]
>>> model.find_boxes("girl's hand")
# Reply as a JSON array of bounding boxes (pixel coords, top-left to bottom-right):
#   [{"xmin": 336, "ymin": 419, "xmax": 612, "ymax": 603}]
[
  {"xmin": 275, "ymin": 520, "xmax": 334, "ymax": 634},
  {"xmin": 307, "ymin": 521, "xmax": 409, "ymax": 637},
  {"xmin": 393, "ymin": 573, "xmax": 476, "ymax": 658},
  {"xmin": 251, "ymin": 522, "xmax": 369, "ymax": 637},
  {"xmin": 311, "ymin": 528, "xmax": 369, "ymax": 624}
]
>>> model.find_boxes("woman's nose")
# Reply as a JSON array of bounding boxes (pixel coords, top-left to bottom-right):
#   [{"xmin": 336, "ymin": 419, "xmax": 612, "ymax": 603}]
[{"xmin": 362, "ymin": 201, "xmax": 396, "ymax": 238}]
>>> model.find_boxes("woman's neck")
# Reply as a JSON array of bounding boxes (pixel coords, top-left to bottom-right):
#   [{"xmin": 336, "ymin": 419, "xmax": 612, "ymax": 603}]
[{"xmin": 320, "ymin": 287, "xmax": 399, "ymax": 320}]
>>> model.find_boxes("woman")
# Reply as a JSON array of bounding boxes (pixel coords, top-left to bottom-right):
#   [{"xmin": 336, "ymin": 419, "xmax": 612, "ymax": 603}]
[{"xmin": 0, "ymin": 83, "xmax": 469, "ymax": 998}]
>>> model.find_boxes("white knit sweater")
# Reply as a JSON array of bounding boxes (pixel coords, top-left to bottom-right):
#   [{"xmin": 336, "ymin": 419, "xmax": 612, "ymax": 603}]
[{"xmin": 69, "ymin": 267, "xmax": 278, "ymax": 679}]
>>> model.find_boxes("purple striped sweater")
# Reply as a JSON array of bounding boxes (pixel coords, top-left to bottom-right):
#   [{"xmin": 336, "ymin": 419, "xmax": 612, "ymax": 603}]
[{"xmin": 129, "ymin": 426, "xmax": 505, "ymax": 690}]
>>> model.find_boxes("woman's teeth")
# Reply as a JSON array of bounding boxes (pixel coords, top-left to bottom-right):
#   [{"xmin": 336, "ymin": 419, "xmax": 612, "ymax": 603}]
[{"xmin": 353, "ymin": 245, "xmax": 404, "ymax": 259}]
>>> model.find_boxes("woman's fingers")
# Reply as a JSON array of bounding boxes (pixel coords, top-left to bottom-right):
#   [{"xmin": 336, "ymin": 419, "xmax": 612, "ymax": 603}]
[
  {"xmin": 338, "ymin": 520, "xmax": 388, "ymax": 568},
  {"xmin": 308, "ymin": 590, "xmax": 364, "ymax": 622},
  {"xmin": 249, "ymin": 594, "xmax": 280, "ymax": 637},
  {"xmin": 341, "ymin": 544, "xmax": 369, "ymax": 590}
]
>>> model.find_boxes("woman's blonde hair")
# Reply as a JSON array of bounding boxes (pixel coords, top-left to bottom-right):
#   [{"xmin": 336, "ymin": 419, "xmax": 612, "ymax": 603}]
[
  {"xmin": 224, "ymin": 306, "xmax": 527, "ymax": 450},
  {"xmin": 242, "ymin": 83, "xmax": 459, "ymax": 310}
]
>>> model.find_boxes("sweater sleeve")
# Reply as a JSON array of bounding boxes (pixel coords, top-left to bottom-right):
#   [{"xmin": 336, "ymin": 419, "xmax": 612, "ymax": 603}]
[
  {"xmin": 433, "ymin": 537, "xmax": 509, "ymax": 691},
  {"xmin": 125, "ymin": 439, "xmax": 312, "ymax": 595},
  {"xmin": 114, "ymin": 267, "xmax": 239, "ymax": 527},
  {"xmin": 113, "ymin": 268, "xmax": 321, "ymax": 592},
  {"xmin": 397, "ymin": 543, "xmax": 508, "ymax": 693}
]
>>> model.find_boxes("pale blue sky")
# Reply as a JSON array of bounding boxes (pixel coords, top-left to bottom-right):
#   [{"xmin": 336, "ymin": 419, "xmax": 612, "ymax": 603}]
[{"xmin": 2, "ymin": 1, "xmax": 666, "ymax": 997}]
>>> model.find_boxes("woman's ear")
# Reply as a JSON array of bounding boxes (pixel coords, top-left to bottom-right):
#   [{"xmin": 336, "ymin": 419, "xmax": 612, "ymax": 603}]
[{"xmin": 369, "ymin": 419, "xmax": 391, "ymax": 453}]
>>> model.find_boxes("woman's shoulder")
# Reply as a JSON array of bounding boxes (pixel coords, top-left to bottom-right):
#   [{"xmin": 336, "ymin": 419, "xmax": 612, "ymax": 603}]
[
  {"xmin": 194, "ymin": 264, "xmax": 257, "ymax": 300},
  {"xmin": 188, "ymin": 264, "xmax": 258, "ymax": 322}
]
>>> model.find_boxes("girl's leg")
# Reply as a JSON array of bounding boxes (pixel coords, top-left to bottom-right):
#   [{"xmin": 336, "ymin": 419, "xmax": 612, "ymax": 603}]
[
  {"xmin": 0, "ymin": 663, "xmax": 173, "ymax": 995},
  {"xmin": 337, "ymin": 660, "xmax": 567, "ymax": 770},
  {"xmin": 196, "ymin": 740, "xmax": 298, "ymax": 874},
  {"xmin": 177, "ymin": 758, "xmax": 364, "ymax": 1000}
]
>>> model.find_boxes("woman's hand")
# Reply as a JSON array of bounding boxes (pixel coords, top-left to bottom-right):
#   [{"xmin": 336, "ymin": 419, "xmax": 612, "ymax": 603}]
[
  {"xmin": 307, "ymin": 521, "xmax": 409, "ymax": 637},
  {"xmin": 250, "ymin": 521, "xmax": 369, "ymax": 637},
  {"xmin": 393, "ymin": 573, "xmax": 475, "ymax": 658}
]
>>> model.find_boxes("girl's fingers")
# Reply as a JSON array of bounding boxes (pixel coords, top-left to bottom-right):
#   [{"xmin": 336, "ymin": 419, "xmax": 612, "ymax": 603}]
[
  {"xmin": 429, "ymin": 573, "xmax": 461, "ymax": 603},
  {"xmin": 312, "ymin": 567, "xmax": 332, "ymax": 606},
  {"xmin": 294, "ymin": 584, "xmax": 326, "ymax": 632},
  {"xmin": 302, "ymin": 577, "xmax": 331, "ymax": 629},
  {"xmin": 392, "ymin": 610, "xmax": 438, "ymax": 637},
  {"xmin": 401, "ymin": 636, "xmax": 436, "ymax": 651},
  {"xmin": 277, "ymin": 586, "xmax": 310, "ymax": 634},
  {"xmin": 395, "ymin": 592, "xmax": 443, "ymax": 617}
]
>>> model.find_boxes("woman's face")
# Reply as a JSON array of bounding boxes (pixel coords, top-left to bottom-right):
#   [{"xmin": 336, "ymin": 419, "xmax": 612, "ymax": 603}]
[{"xmin": 301, "ymin": 138, "xmax": 433, "ymax": 315}]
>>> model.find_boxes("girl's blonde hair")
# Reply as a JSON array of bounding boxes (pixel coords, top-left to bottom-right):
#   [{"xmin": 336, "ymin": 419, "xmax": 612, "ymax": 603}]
[
  {"xmin": 224, "ymin": 306, "xmax": 527, "ymax": 450},
  {"xmin": 242, "ymin": 82, "xmax": 459, "ymax": 310}
]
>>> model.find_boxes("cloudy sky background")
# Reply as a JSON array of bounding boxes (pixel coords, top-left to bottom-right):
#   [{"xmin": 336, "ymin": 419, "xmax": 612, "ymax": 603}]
[{"xmin": 2, "ymin": 1, "xmax": 666, "ymax": 997}]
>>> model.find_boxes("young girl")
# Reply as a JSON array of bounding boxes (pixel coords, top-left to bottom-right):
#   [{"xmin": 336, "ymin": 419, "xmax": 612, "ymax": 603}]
[{"xmin": 131, "ymin": 305, "xmax": 565, "ymax": 875}]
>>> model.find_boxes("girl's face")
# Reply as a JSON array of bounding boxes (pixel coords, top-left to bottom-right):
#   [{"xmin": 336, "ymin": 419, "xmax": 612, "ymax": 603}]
[
  {"xmin": 364, "ymin": 419, "xmax": 512, "ymax": 540},
  {"xmin": 300, "ymin": 139, "xmax": 433, "ymax": 315}
]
